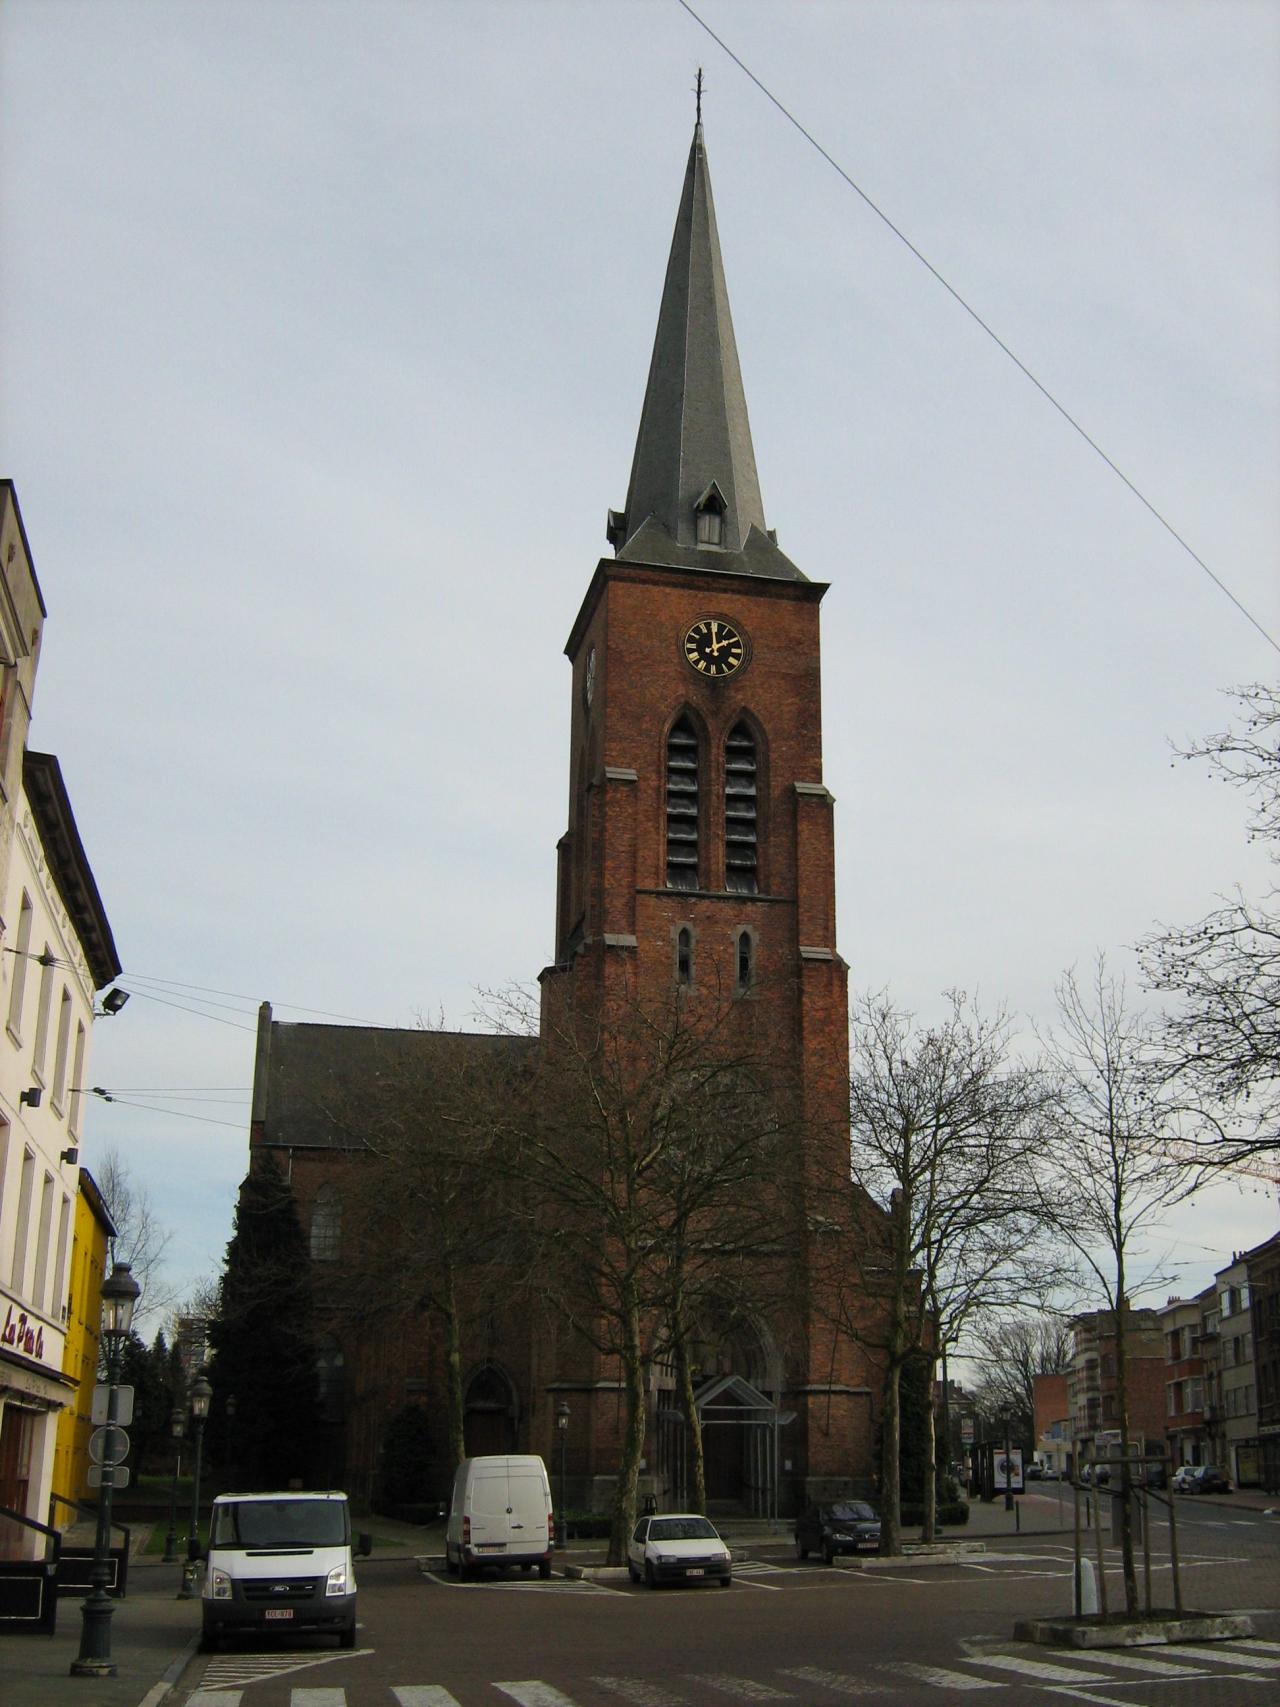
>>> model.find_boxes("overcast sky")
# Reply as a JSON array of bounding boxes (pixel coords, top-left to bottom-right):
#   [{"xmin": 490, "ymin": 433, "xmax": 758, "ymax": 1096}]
[{"xmin": 2, "ymin": 0, "xmax": 1276, "ymax": 1333}]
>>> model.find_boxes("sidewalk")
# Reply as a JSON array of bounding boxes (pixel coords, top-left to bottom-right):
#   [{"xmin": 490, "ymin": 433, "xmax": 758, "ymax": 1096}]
[{"xmin": 0, "ymin": 1517, "xmax": 429, "ymax": 1707}]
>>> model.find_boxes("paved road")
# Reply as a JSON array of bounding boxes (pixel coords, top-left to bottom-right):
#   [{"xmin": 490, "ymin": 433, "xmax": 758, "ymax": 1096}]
[{"xmin": 167, "ymin": 1523, "xmax": 1280, "ymax": 1707}]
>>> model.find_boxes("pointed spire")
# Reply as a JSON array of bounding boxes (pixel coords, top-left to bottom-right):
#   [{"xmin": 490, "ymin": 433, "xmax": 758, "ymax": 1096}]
[{"xmin": 609, "ymin": 118, "xmax": 770, "ymax": 562}]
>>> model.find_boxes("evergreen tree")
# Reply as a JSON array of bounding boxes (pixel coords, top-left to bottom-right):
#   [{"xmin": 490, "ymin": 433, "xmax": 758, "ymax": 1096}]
[{"xmin": 206, "ymin": 1152, "xmax": 320, "ymax": 1489}]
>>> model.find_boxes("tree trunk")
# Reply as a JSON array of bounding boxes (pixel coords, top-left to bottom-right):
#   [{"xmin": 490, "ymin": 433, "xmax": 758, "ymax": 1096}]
[
  {"xmin": 1113, "ymin": 1288, "xmax": 1139, "ymax": 1615},
  {"xmin": 921, "ymin": 1350, "xmax": 938, "ymax": 1543},
  {"xmin": 443, "ymin": 1268, "xmax": 466, "ymax": 1471},
  {"xmin": 880, "ymin": 1355, "xmax": 901, "ymax": 1555},
  {"xmin": 607, "ymin": 1291, "xmax": 648, "ymax": 1566},
  {"xmin": 674, "ymin": 1321, "xmax": 706, "ymax": 1514}
]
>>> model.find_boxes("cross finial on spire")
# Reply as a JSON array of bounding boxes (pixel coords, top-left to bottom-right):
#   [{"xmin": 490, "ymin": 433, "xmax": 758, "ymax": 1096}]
[{"xmin": 695, "ymin": 66, "xmax": 704, "ymax": 125}]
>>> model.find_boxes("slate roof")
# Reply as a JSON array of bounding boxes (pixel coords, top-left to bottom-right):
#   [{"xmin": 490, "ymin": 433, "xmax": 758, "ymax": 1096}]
[
  {"xmin": 612, "ymin": 123, "xmax": 804, "ymax": 585},
  {"xmin": 254, "ymin": 1018, "xmax": 532, "ymax": 1151}
]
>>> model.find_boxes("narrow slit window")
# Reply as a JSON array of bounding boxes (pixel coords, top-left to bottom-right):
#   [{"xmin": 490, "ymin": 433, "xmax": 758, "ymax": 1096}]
[
  {"xmin": 676, "ymin": 927, "xmax": 693, "ymax": 986},
  {"xmin": 736, "ymin": 930, "xmax": 754, "ymax": 990},
  {"xmin": 666, "ymin": 716, "xmax": 700, "ymax": 890},
  {"xmin": 724, "ymin": 723, "xmax": 759, "ymax": 894}
]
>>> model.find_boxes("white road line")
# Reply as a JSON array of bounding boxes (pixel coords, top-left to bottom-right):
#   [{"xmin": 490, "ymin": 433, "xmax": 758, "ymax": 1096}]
[
  {"xmin": 779, "ymin": 1666, "xmax": 881, "ymax": 1696},
  {"xmin": 494, "ymin": 1685, "xmax": 583, "ymax": 1707},
  {"xmin": 732, "ymin": 1572, "xmax": 783, "ymax": 1590},
  {"xmin": 290, "ymin": 1692, "xmax": 346, "ymax": 1706},
  {"xmin": 885, "ymin": 1660, "xmax": 1002, "ymax": 1690},
  {"xmin": 1041, "ymin": 1689, "xmax": 1131, "ymax": 1707},
  {"xmin": 1229, "ymin": 1638, "xmax": 1280, "ymax": 1652},
  {"xmin": 1066, "ymin": 1648, "xmax": 1210, "ymax": 1678},
  {"xmin": 589, "ymin": 1677, "xmax": 684, "ymax": 1705},
  {"xmin": 393, "ymin": 1689, "xmax": 466, "ymax": 1707},
  {"xmin": 1161, "ymin": 1643, "xmax": 1280, "ymax": 1669},
  {"xmin": 967, "ymin": 1655, "xmax": 1127, "ymax": 1684},
  {"xmin": 692, "ymin": 1674, "xmax": 795, "ymax": 1700},
  {"xmin": 187, "ymin": 1695, "xmax": 241, "ymax": 1707}
]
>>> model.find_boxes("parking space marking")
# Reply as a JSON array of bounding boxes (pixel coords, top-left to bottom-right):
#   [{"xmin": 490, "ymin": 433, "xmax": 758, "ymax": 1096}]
[
  {"xmin": 589, "ymin": 1679, "xmax": 684, "ymax": 1706},
  {"xmin": 886, "ymin": 1660, "xmax": 1002, "ymax": 1690}
]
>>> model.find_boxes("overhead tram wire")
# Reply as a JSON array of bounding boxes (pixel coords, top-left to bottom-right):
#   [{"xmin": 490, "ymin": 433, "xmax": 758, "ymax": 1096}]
[{"xmin": 676, "ymin": 0, "xmax": 1280, "ymax": 659}]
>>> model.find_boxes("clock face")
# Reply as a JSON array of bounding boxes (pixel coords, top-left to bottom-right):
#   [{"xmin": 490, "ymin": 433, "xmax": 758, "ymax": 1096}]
[{"xmin": 683, "ymin": 617, "xmax": 746, "ymax": 679}]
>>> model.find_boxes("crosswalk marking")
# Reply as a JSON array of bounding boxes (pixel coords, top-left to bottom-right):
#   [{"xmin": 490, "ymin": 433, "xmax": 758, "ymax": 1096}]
[
  {"xmin": 291, "ymin": 1693, "xmax": 347, "ymax": 1706},
  {"xmin": 888, "ymin": 1661, "xmax": 1002, "ymax": 1690},
  {"xmin": 779, "ymin": 1666, "xmax": 880, "ymax": 1696},
  {"xmin": 692, "ymin": 1676, "xmax": 794, "ymax": 1701},
  {"xmin": 1065, "ymin": 1648, "xmax": 1209, "ymax": 1678},
  {"xmin": 1161, "ymin": 1643, "xmax": 1280, "ymax": 1669},
  {"xmin": 494, "ymin": 1685, "xmax": 582, "ymax": 1706},
  {"xmin": 188, "ymin": 1694, "xmax": 241, "ymax": 1707},
  {"xmin": 967, "ymin": 1654, "xmax": 1126, "ymax": 1684},
  {"xmin": 589, "ymin": 1678, "xmax": 683, "ymax": 1705},
  {"xmin": 1228, "ymin": 1637, "xmax": 1280, "ymax": 1653},
  {"xmin": 393, "ymin": 1690, "xmax": 465, "ymax": 1706}
]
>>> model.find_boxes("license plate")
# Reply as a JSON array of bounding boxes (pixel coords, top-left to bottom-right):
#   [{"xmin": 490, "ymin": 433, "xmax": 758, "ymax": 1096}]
[
  {"xmin": 685, "ymin": 1567, "xmax": 704, "ymax": 1577},
  {"xmin": 476, "ymin": 1543, "xmax": 504, "ymax": 1552},
  {"xmin": 264, "ymin": 1608, "xmax": 293, "ymax": 1621}
]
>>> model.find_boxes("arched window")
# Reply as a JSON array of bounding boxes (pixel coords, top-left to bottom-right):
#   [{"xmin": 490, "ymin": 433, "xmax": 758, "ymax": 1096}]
[
  {"xmin": 676, "ymin": 926, "xmax": 694, "ymax": 987},
  {"xmin": 310, "ymin": 1183, "xmax": 342, "ymax": 1262},
  {"xmin": 666, "ymin": 716, "xmax": 700, "ymax": 889},
  {"xmin": 736, "ymin": 929, "xmax": 755, "ymax": 992},
  {"xmin": 724, "ymin": 723, "xmax": 759, "ymax": 894}
]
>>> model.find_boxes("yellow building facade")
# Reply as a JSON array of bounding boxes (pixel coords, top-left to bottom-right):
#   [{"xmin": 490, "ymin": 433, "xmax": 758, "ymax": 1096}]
[{"xmin": 52, "ymin": 1171, "xmax": 115, "ymax": 1512}]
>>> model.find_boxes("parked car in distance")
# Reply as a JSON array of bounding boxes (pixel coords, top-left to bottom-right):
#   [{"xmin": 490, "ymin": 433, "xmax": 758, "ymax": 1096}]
[
  {"xmin": 1184, "ymin": 1465, "xmax": 1232, "ymax": 1494},
  {"xmin": 795, "ymin": 1500, "xmax": 882, "ymax": 1563},
  {"xmin": 1171, "ymin": 1465, "xmax": 1198, "ymax": 1492},
  {"xmin": 1144, "ymin": 1462, "xmax": 1168, "ymax": 1489},
  {"xmin": 1039, "ymin": 1466, "xmax": 1062, "ymax": 1480},
  {"xmin": 1025, "ymin": 1462, "xmax": 1043, "ymax": 1480},
  {"xmin": 627, "ymin": 1514, "xmax": 732, "ymax": 1587}
]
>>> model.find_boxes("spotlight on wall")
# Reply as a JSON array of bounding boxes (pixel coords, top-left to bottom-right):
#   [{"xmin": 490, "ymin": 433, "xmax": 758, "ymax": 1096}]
[
  {"xmin": 19, "ymin": 1086, "xmax": 42, "ymax": 1108},
  {"xmin": 100, "ymin": 988, "xmax": 130, "ymax": 1015},
  {"xmin": 60, "ymin": 1147, "xmax": 79, "ymax": 1166}
]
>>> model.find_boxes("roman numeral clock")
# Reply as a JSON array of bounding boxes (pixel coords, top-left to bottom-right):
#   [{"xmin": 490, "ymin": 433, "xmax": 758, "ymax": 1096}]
[{"xmin": 683, "ymin": 616, "xmax": 747, "ymax": 678}]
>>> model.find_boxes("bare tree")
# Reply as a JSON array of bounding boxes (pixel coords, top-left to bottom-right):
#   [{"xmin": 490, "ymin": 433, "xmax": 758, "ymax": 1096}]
[
  {"xmin": 492, "ymin": 979, "xmax": 796, "ymax": 1566},
  {"xmin": 966, "ymin": 1304, "xmax": 1073, "ymax": 1442},
  {"xmin": 95, "ymin": 1146, "xmax": 174, "ymax": 1325},
  {"xmin": 1034, "ymin": 960, "xmax": 1211, "ymax": 1616},
  {"xmin": 1140, "ymin": 683, "xmax": 1279, "ymax": 1171},
  {"xmin": 844, "ymin": 991, "xmax": 1054, "ymax": 1551}
]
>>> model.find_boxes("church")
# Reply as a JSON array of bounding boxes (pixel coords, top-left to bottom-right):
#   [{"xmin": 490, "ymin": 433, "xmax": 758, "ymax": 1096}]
[{"xmin": 242, "ymin": 115, "xmax": 885, "ymax": 1517}]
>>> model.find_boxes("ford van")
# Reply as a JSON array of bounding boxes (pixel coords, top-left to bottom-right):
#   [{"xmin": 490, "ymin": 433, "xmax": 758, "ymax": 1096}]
[
  {"xmin": 200, "ymin": 1490, "xmax": 371, "ymax": 1649},
  {"xmin": 444, "ymin": 1454, "xmax": 553, "ymax": 1579}
]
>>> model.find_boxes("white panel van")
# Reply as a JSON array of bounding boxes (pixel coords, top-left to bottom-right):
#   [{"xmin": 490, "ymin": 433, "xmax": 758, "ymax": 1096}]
[
  {"xmin": 444, "ymin": 1454, "xmax": 553, "ymax": 1579},
  {"xmin": 200, "ymin": 1490, "xmax": 371, "ymax": 1649}
]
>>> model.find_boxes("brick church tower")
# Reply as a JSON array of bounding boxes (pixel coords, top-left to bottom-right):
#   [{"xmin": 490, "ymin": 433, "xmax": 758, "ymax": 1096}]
[{"xmin": 541, "ymin": 119, "xmax": 878, "ymax": 1512}]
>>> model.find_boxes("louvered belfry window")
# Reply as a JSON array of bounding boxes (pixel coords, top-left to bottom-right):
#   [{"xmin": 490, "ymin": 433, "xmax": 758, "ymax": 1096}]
[
  {"xmin": 724, "ymin": 722, "xmax": 759, "ymax": 893},
  {"xmin": 666, "ymin": 716, "xmax": 700, "ymax": 889}
]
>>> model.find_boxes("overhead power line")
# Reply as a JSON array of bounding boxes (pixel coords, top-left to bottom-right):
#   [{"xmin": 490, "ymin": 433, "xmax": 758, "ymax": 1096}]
[{"xmin": 676, "ymin": 0, "xmax": 1279, "ymax": 657}]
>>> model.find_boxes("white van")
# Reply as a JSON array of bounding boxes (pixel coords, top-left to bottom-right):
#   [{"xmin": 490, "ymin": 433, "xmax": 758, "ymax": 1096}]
[
  {"xmin": 200, "ymin": 1490, "xmax": 371, "ymax": 1649},
  {"xmin": 445, "ymin": 1455, "xmax": 553, "ymax": 1579}
]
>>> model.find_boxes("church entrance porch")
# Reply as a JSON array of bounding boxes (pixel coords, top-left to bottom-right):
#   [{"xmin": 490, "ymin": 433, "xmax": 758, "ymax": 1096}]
[{"xmin": 657, "ymin": 1374, "xmax": 794, "ymax": 1519}]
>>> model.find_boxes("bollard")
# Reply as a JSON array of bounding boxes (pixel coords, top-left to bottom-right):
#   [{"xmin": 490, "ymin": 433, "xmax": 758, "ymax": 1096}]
[{"xmin": 1077, "ymin": 1556, "xmax": 1099, "ymax": 1616}]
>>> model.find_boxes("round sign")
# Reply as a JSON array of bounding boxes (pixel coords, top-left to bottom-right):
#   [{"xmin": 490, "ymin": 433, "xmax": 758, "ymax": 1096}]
[{"xmin": 89, "ymin": 1425, "xmax": 130, "ymax": 1466}]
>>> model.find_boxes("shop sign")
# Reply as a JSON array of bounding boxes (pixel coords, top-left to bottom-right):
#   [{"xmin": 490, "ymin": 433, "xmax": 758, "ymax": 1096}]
[{"xmin": 1, "ymin": 1303, "xmax": 45, "ymax": 1361}]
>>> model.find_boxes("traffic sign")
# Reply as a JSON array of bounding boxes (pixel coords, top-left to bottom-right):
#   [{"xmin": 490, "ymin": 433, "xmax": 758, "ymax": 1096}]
[
  {"xmin": 87, "ymin": 1465, "xmax": 130, "ymax": 1489},
  {"xmin": 89, "ymin": 1425, "xmax": 130, "ymax": 1467},
  {"xmin": 92, "ymin": 1385, "xmax": 134, "ymax": 1426}
]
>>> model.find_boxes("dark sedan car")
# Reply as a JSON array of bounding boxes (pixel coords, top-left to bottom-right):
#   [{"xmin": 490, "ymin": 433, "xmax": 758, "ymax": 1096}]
[
  {"xmin": 795, "ymin": 1500, "xmax": 881, "ymax": 1563},
  {"xmin": 1185, "ymin": 1465, "xmax": 1232, "ymax": 1494}
]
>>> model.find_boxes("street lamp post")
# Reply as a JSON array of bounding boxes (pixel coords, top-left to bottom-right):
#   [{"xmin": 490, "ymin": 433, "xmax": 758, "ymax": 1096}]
[
  {"xmin": 162, "ymin": 1406, "xmax": 185, "ymax": 1562},
  {"xmin": 555, "ymin": 1401, "xmax": 570, "ymax": 1548},
  {"xmin": 69, "ymin": 1260, "xmax": 141, "ymax": 1678},
  {"xmin": 1002, "ymin": 1410, "xmax": 1014, "ymax": 1513},
  {"xmin": 177, "ymin": 1373, "xmax": 212, "ymax": 1599}
]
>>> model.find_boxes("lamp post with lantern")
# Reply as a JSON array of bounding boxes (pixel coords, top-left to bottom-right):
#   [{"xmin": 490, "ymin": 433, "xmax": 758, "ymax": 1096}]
[
  {"xmin": 162, "ymin": 1406, "xmax": 185, "ymax": 1562},
  {"xmin": 555, "ymin": 1400, "xmax": 570, "ymax": 1547},
  {"xmin": 69, "ymin": 1260, "xmax": 141, "ymax": 1678},
  {"xmin": 178, "ymin": 1372, "xmax": 212, "ymax": 1598}
]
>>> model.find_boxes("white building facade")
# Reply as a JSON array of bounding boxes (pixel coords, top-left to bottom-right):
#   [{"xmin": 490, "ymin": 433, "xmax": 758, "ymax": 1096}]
[{"xmin": 0, "ymin": 483, "xmax": 120, "ymax": 1558}]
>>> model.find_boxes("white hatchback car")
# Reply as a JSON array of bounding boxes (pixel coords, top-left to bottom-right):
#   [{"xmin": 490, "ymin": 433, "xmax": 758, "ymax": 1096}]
[{"xmin": 627, "ymin": 1513, "xmax": 732, "ymax": 1588}]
